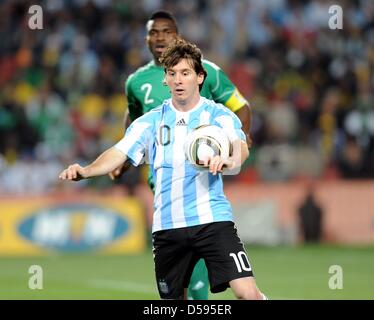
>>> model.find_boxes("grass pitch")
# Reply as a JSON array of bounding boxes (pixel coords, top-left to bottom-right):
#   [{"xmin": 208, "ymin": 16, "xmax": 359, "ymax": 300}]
[{"xmin": 0, "ymin": 245, "xmax": 373, "ymax": 300}]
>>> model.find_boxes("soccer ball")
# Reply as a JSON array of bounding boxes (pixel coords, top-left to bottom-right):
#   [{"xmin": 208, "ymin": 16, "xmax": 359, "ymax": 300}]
[{"xmin": 184, "ymin": 125, "xmax": 231, "ymax": 170}]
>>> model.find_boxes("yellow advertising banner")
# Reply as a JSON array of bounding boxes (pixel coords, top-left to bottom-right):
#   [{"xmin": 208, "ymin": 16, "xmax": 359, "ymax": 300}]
[{"xmin": 0, "ymin": 194, "xmax": 146, "ymax": 256}]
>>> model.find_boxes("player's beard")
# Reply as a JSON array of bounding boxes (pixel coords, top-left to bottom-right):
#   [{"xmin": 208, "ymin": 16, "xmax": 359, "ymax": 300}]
[{"xmin": 148, "ymin": 42, "xmax": 165, "ymax": 64}]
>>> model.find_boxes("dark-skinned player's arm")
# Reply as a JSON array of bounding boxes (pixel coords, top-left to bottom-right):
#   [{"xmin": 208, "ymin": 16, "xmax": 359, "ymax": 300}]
[
  {"xmin": 223, "ymin": 89, "xmax": 252, "ymax": 150},
  {"xmin": 204, "ymin": 61, "xmax": 253, "ymax": 150},
  {"xmin": 234, "ymin": 102, "xmax": 252, "ymax": 149},
  {"xmin": 108, "ymin": 109, "xmax": 133, "ymax": 180},
  {"xmin": 109, "ymin": 80, "xmax": 142, "ymax": 180}
]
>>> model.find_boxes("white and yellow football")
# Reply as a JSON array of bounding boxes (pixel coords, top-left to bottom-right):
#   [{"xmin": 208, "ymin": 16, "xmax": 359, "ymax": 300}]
[{"xmin": 184, "ymin": 125, "xmax": 231, "ymax": 170}]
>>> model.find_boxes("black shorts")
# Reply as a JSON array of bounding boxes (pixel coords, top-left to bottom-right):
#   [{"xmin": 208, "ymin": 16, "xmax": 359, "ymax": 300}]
[{"xmin": 152, "ymin": 221, "xmax": 254, "ymax": 299}]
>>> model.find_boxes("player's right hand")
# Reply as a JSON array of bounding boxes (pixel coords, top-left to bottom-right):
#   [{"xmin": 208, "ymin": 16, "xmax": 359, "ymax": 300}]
[
  {"xmin": 108, "ymin": 161, "xmax": 131, "ymax": 180},
  {"xmin": 59, "ymin": 164, "xmax": 87, "ymax": 181}
]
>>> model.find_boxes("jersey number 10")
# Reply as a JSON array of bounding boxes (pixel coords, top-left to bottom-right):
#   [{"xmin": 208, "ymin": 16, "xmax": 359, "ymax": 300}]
[{"xmin": 230, "ymin": 251, "xmax": 252, "ymax": 273}]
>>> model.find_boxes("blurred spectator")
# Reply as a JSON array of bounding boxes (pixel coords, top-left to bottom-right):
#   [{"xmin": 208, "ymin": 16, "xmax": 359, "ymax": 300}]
[
  {"xmin": 0, "ymin": 0, "xmax": 373, "ymax": 194},
  {"xmin": 337, "ymin": 135, "xmax": 371, "ymax": 179},
  {"xmin": 298, "ymin": 184, "xmax": 323, "ymax": 243},
  {"xmin": 256, "ymin": 143, "xmax": 295, "ymax": 181}
]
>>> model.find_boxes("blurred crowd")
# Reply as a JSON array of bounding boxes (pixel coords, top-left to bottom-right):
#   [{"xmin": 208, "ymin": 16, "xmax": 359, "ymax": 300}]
[{"xmin": 0, "ymin": 0, "xmax": 373, "ymax": 194}]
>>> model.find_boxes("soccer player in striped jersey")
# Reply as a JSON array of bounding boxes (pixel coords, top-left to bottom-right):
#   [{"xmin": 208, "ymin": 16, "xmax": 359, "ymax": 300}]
[
  {"xmin": 111, "ymin": 10, "xmax": 253, "ymax": 300},
  {"xmin": 59, "ymin": 38, "xmax": 266, "ymax": 300}
]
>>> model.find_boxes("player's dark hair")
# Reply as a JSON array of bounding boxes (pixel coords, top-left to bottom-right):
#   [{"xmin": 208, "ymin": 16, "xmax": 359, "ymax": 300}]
[
  {"xmin": 160, "ymin": 38, "xmax": 207, "ymax": 91},
  {"xmin": 148, "ymin": 10, "xmax": 178, "ymax": 33}
]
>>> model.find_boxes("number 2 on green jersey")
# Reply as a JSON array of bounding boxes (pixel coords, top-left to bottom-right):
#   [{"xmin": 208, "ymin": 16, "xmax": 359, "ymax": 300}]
[{"xmin": 141, "ymin": 83, "xmax": 154, "ymax": 104}]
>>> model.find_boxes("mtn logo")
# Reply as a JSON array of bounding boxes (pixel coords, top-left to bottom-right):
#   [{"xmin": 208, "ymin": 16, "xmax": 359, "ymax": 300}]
[
  {"xmin": 176, "ymin": 118, "xmax": 187, "ymax": 126},
  {"xmin": 17, "ymin": 204, "xmax": 129, "ymax": 252}
]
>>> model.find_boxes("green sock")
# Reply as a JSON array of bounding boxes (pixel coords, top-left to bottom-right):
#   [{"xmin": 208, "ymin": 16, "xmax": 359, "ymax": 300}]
[{"xmin": 187, "ymin": 259, "xmax": 209, "ymax": 300}]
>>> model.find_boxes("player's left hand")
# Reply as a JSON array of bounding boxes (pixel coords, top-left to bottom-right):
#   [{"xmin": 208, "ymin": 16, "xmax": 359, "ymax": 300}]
[{"xmin": 204, "ymin": 156, "xmax": 234, "ymax": 175}]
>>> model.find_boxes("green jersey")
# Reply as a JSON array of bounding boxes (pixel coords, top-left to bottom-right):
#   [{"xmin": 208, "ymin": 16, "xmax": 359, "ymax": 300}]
[{"xmin": 125, "ymin": 59, "xmax": 248, "ymax": 121}]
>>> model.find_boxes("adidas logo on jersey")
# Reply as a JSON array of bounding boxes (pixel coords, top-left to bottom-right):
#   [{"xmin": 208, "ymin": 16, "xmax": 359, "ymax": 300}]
[{"xmin": 176, "ymin": 118, "xmax": 187, "ymax": 126}]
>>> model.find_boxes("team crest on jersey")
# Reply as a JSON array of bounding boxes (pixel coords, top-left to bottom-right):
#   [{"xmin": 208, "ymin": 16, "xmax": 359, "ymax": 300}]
[{"xmin": 158, "ymin": 279, "xmax": 169, "ymax": 294}]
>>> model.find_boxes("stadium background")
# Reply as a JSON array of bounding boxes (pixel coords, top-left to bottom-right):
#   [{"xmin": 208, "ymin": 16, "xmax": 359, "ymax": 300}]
[{"xmin": 0, "ymin": 0, "xmax": 373, "ymax": 299}]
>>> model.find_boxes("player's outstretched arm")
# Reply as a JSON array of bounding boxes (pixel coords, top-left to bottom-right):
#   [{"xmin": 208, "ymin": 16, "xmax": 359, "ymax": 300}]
[{"xmin": 60, "ymin": 147, "xmax": 127, "ymax": 181}]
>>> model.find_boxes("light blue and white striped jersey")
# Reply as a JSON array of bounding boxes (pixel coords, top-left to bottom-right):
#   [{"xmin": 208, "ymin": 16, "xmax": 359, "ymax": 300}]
[{"xmin": 115, "ymin": 97, "xmax": 246, "ymax": 233}]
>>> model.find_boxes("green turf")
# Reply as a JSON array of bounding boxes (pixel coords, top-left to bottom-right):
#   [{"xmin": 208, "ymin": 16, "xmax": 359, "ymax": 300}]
[{"xmin": 0, "ymin": 245, "xmax": 373, "ymax": 300}]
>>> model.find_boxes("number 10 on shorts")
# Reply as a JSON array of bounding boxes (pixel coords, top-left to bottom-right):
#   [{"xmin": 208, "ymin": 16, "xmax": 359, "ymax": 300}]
[{"xmin": 230, "ymin": 251, "xmax": 252, "ymax": 273}]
